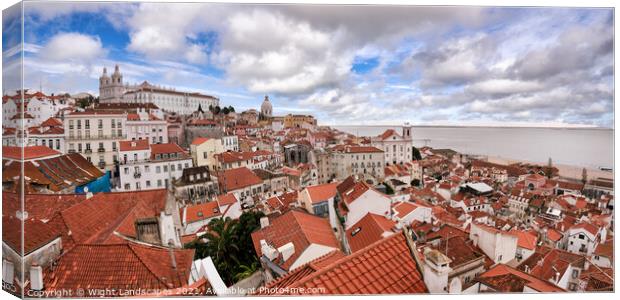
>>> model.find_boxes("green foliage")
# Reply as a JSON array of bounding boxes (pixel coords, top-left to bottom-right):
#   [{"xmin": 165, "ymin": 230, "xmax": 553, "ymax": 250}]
[
  {"xmin": 411, "ymin": 179, "xmax": 421, "ymax": 187},
  {"xmin": 412, "ymin": 147, "xmax": 422, "ymax": 161},
  {"xmin": 383, "ymin": 182, "xmax": 395, "ymax": 195},
  {"xmin": 186, "ymin": 210, "xmax": 265, "ymax": 285}
]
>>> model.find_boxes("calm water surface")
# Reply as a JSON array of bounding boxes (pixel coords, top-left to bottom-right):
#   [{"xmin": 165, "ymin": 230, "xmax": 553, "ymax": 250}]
[{"xmin": 334, "ymin": 126, "xmax": 613, "ymax": 169}]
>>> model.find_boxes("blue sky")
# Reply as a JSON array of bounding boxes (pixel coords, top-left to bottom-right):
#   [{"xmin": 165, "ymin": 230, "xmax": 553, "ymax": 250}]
[{"xmin": 2, "ymin": 3, "xmax": 614, "ymax": 127}]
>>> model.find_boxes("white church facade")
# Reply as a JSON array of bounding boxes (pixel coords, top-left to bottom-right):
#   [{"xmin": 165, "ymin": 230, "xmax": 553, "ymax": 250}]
[{"xmin": 99, "ymin": 65, "xmax": 220, "ymax": 115}]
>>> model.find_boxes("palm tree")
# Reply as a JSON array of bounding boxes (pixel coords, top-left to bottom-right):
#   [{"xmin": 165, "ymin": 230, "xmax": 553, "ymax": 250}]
[
  {"xmin": 202, "ymin": 217, "xmax": 240, "ymax": 264},
  {"xmin": 234, "ymin": 262, "xmax": 259, "ymax": 282}
]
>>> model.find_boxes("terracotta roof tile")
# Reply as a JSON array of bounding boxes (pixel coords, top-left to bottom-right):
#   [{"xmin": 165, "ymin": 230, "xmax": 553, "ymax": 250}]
[
  {"xmin": 184, "ymin": 201, "xmax": 221, "ymax": 223},
  {"xmin": 346, "ymin": 213, "xmax": 396, "ymax": 253},
  {"xmin": 251, "ymin": 210, "xmax": 339, "ymax": 271},
  {"xmin": 2, "ymin": 146, "xmax": 60, "ymax": 160},
  {"xmin": 305, "ymin": 182, "xmax": 339, "ymax": 204},
  {"xmin": 44, "ymin": 243, "xmax": 194, "ymax": 291},
  {"xmin": 191, "ymin": 137, "xmax": 210, "ymax": 145},
  {"xmin": 479, "ymin": 264, "xmax": 564, "ymax": 292},
  {"xmin": 2, "ymin": 216, "xmax": 61, "ymax": 255},
  {"xmin": 218, "ymin": 167, "xmax": 262, "ymax": 191},
  {"xmin": 279, "ymin": 232, "xmax": 427, "ymax": 294},
  {"xmin": 119, "ymin": 139, "xmax": 149, "ymax": 151}
]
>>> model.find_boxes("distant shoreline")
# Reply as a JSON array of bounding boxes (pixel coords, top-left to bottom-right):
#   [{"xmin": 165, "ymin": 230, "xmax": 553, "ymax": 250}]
[
  {"xmin": 485, "ymin": 156, "xmax": 613, "ymax": 181},
  {"xmin": 330, "ymin": 124, "xmax": 613, "ymax": 130}
]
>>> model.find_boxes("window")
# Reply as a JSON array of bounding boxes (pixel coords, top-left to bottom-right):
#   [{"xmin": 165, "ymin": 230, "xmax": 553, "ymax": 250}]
[
  {"xmin": 124, "ymin": 184, "xmax": 130, "ymax": 190},
  {"xmin": 156, "ymin": 166, "xmax": 161, "ymax": 173},
  {"xmin": 578, "ymin": 234, "xmax": 585, "ymax": 240},
  {"xmin": 157, "ymin": 179, "xmax": 162, "ymax": 187},
  {"xmin": 124, "ymin": 167, "xmax": 129, "ymax": 174}
]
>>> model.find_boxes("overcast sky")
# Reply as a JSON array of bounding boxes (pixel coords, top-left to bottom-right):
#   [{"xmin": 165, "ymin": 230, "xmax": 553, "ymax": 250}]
[{"xmin": 2, "ymin": 3, "xmax": 614, "ymax": 127}]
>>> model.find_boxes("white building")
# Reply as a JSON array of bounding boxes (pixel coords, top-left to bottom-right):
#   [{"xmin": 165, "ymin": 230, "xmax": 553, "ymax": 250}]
[
  {"xmin": 2, "ymin": 91, "xmax": 71, "ymax": 128},
  {"xmin": 118, "ymin": 141, "xmax": 193, "ymax": 191},
  {"xmin": 469, "ymin": 222, "xmax": 518, "ymax": 264},
  {"xmin": 221, "ymin": 135, "xmax": 239, "ymax": 151},
  {"xmin": 340, "ymin": 181, "xmax": 393, "ymax": 229},
  {"xmin": 330, "ymin": 145, "xmax": 385, "ymax": 180},
  {"xmin": 370, "ymin": 124, "xmax": 413, "ymax": 165},
  {"xmin": 64, "ymin": 110, "xmax": 127, "ymax": 172},
  {"xmin": 99, "ymin": 65, "xmax": 219, "ymax": 115},
  {"xmin": 564, "ymin": 223, "xmax": 603, "ymax": 256},
  {"xmin": 126, "ymin": 109, "xmax": 168, "ymax": 144}
]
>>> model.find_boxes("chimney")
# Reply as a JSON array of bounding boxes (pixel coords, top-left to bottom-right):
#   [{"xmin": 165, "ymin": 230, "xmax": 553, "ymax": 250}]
[
  {"xmin": 30, "ymin": 264, "xmax": 43, "ymax": 291},
  {"xmin": 168, "ymin": 247, "xmax": 177, "ymax": 269},
  {"xmin": 260, "ymin": 217, "xmax": 270, "ymax": 229},
  {"xmin": 260, "ymin": 240, "xmax": 278, "ymax": 260},
  {"xmin": 553, "ymin": 271, "xmax": 560, "ymax": 283},
  {"xmin": 277, "ymin": 242, "xmax": 295, "ymax": 262},
  {"xmin": 86, "ymin": 192, "xmax": 94, "ymax": 199},
  {"xmin": 15, "ymin": 210, "xmax": 28, "ymax": 221}
]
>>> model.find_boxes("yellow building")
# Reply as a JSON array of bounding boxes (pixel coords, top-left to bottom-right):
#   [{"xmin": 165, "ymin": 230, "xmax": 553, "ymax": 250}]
[
  {"xmin": 190, "ymin": 137, "xmax": 224, "ymax": 170},
  {"xmin": 284, "ymin": 114, "xmax": 317, "ymax": 129}
]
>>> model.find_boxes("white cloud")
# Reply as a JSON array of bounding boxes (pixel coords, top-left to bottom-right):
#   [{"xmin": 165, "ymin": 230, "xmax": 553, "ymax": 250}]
[
  {"xmin": 466, "ymin": 79, "xmax": 543, "ymax": 95},
  {"xmin": 39, "ymin": 32, "xmax": 105, "ymax": 62}
]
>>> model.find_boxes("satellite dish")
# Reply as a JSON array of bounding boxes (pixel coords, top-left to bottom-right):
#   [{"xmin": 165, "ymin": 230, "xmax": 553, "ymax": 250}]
[{"xmin": 83, "ymin": 186, "xmax": 89, "ymax": 193}]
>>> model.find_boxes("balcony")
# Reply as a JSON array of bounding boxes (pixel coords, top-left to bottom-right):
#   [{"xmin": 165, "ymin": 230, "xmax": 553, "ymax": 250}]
[
  {"xmin": 97, "ymin": 148, "xmax": 106, "ymax": 153},
  {"xmin": 134, "ymin": 172, "xmax": 142, "ymax": 179},
  {"xmin": 84, "ymin": 149, "xmax": 92, "ymax": 154},
  {"xmin": 67, "ymin": 149, "xmax": 76, "ymax": 154},
  {"xmin": 97, "ymin": 161, "xmax": 106, "ymax": 169},
  {"xmin": 67, "ymin": 134, "xmax": 127, "ymax": 141}
]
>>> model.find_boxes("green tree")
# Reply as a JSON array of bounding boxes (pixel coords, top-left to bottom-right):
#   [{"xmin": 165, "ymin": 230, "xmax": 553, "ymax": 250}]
[
  {"xmin": 411, "ymin": 179, "xmax": 421, "ymax": 187},
  {"xmin": 214, "ymin": 105, "xmax": 221, "ymax": 115},
  {"xmin": 228, "ymin": 105, "xmax": 235, "ymax": 113},
  {"xmin": 186, "ymin": 211, "xmax": 265, "ymax": 285},
  {"xmin": 383, "ymin": 182, "xmax": 394, "ymax": 195},
  {"xmin": 412, "ymin": 147, "xmax": 422, "ymax": 161},
  {"xmin": 222, "ymin": 107, "xmax": 230, "ymax": 115}
]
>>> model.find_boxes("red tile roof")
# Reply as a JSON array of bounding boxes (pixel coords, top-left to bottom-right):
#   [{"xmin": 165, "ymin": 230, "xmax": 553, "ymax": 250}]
[
  {"xmin": 529, "ymin": 249, "xmax": 586, "ymax": 283},
  {"xmin": 3, "ymin": 216, "xmax": 61, "ymax": 255},
  {"xmin": 218, "ymin": 167, "xmax": 262, "ymax": 191},
  {"xmin": 276, "ymin": 232, "xmax": 427, "ymax": 294},
  {"xmin": 44, "ymin": 243, "xmax": 194, "ymax": 291},
  {"xmin": 184, "ymin": 201, "xmax": 221, "ymax": 223},
  {"xmin": 2, "ymin": 192, "xmax": 86, "ymax": 221},
  {"xmin": 265, "ymin": 191, "xmax": 298, "ymax": 211},
  {"xmin": 150, "ymin": 143, "xmax": 188, "ymax": 159},
  {"xmin": 251, "ymin": 210, "xmax": 339, "ymax": 271},
  {"xmin": 259, "ymin": 250, "xmax": 346, "ymax": 294},
  {"xmin": 40, "ymin": 117, "xmax": 63, "ymax": 127},
  {"xmin": 378, "ymin": 129, "xmax": 399, "ymax": 140},
  {"xmin": 479, "ymin": 264, "xmax": 564, "ymax": 292},
  {"xmin": 509, "ymin": 229, "xmax": 538, "ymax": 250},
  {"xmin": 119, "ymin": 139, "xmax": 150, "ymax": 151},
  {"xmin": 305, "ymin": 182, "xmax": 339, "ymax": 204},
  {"xmin": 216, "ymin": 193, "xmax": 238, "ymax": 206},
  {"xmin": 3, "ymin": 153, "xmax": 104, "ymax": 192},
  {"xmin": 570, "ymin": 222, "xmax": 599, "ymax": 236},
  {"xmin": 191, "ymin": 137, "xmax": 211, "ymax": 145},
  {"xmin": 47, "ymin": 190, "xmax": 168, "ymax": 249},
  {"xmin": 393, "ymin": 201, "xmax": 419, "ymax": 218},
  {"xmin": 346, "ymin": 213, "xmax": 396, "ymax": 253},
  {"xmin": 2, "ymin": 146, "xmax": 61, "ymax": 160}
]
